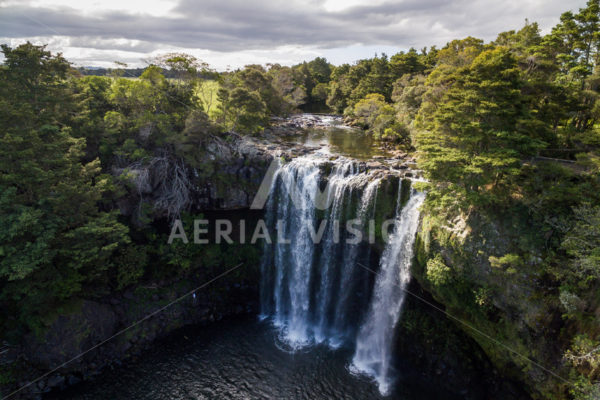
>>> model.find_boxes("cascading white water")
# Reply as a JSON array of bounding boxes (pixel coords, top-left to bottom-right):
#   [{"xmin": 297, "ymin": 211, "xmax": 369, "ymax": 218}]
[
  {"xmin": 351, "ymin": 190, "xmax": 425, "ymax": 395},
  {"xmin": 260, "ymin": 152, "xmax": 425, "ymax": 394},
  {"xmin": 329, "ymin": 177, "xmax": 380, "ymax": 343},
  {"xmin": 312, "ymin": 162, "xmax": 357, "ymax": 343},
  {"xmin": 261, "ymin": 155, "xmax": 381, "ymax": 347},
  {"xmin": 269, "ymin": 158, "xmax": 322, "ymax": 345}
]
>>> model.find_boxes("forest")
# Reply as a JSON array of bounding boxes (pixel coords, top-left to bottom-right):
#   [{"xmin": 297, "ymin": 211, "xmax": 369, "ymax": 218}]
[{"xmin": 1, "ymin": 0, "xmax": 600, "ymax": 398}]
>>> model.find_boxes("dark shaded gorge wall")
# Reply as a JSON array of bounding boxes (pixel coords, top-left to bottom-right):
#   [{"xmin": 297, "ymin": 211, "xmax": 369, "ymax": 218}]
[
  {"xmin": 3, "ymin": 211, "xmax": 265, "ymax": 399},
  {"xmin": 413, "ymin": 209, "xmax": 567, "ymax": 399}
]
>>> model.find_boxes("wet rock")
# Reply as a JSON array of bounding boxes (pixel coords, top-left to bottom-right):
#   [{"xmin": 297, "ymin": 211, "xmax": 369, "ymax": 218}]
[
  {"xmin": 270, "ymin": 113, "xmax": 343, "ymax": 132},
  {"xmin": 365, "ymin": 161, "xmax": 385, "ymax": 170}
]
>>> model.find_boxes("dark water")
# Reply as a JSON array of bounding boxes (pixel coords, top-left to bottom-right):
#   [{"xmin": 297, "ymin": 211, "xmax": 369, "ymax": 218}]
[{"xmin": 54, "ymin": 317, "xmax": 452, "ymax": 400}]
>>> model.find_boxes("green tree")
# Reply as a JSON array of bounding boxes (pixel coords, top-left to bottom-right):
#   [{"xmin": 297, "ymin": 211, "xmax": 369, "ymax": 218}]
[
  {"xmin": 353, "ymin": 93, "xmax": 410, "ymax": 145},
  {"xmin": 561, "ymin": 204, "xmax": 600, "ymax": 283},
  {"xmin": 307, "ymin": 57, "xmax": 332, "ymax": 84},
  {"xmin": 268, "ymin": 64, "xmax": 307, "ymax": 110},
  {"xmin": 392, "ymin": 73, "xmax": 427, "ymax": 126},
  {"xmin": 326, "ymin": 65, "xmax": 352, "ymax": 113},
  {"xmin": 70, "ymin": 75, "xmax": 115, "ymax": 164},
  {"xmin": 390, "ymin": 48, "xmax": 427, "ymax": 78},
  {"xmin": 218, "ymin": 86, "xmax": 268, "ymax": 134},
  {"xmin": 416, "ymin": 47, "xmax": 544, "ymax": 205},
  {"xmin": 0, "ymin": 43, "xmax": 128, "ymax": 333}
]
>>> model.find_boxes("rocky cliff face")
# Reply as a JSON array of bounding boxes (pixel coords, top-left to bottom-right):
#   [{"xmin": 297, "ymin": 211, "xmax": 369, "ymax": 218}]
[
  {"xmin": 113, "ymin": 132, "xmax": 275, "ymax": 221},
  {"xmin": 393, "ymin": 280, "xmax": 530, "ymax": 400},
  {"xmin": 110, "ymin": 128, "xmax": 415, "ymax": 220},
  {"xmin": 7, "ymin": 264, "xmax": 259, "ymax": 398},
  {"xmin": 413, "ymin": 209, "xmax": 567, "ymax": 399}
]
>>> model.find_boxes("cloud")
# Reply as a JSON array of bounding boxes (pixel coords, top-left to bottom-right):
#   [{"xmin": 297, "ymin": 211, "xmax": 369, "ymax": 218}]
[{"xmin": 0, "ymin": 0, "xmax": 588, "ymax": 68}]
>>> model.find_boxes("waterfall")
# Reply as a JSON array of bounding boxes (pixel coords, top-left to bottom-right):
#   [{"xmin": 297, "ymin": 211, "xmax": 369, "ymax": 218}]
[
  {"xmin": 312, "ymin": 162, "xmax": 358, "ymax": 343},
  {"xmin": 351, "ymin": 190, "xmax": 425, "ymax": 395},
  {"xmin": 260, "ymin": 157, "xmax": 323, "ymax": 345},
  {"xmin": 260, "ymin": 155, "xmax": 380, "ymax": 347},
  {"xmin": 329, "ymin": 177, "xmax": 380, "ymax": 342},
  {"xmin": 260, "ymin": 153, "xmax": 424, "ymax": 394}
]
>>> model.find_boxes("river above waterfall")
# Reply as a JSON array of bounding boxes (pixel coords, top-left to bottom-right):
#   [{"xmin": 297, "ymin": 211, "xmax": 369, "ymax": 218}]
[
  {"xmin": 52, "ymin": 317, "xmax": 456, "ymax": 400},
  {"xmin": 274, "ymin": 114, "xmax": 394, "ymax": 160}
]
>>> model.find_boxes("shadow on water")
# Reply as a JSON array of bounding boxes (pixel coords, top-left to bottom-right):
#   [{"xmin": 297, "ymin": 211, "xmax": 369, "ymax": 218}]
[{"xmin": 50, "ymin": 316, "xmax": 459, "ymax": 400}]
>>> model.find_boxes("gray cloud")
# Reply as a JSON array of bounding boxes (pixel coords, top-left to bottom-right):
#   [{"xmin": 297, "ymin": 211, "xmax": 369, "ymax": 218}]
[{"xmin": 0, "ymin": 0, "xmax": 588, "ymax": 65}]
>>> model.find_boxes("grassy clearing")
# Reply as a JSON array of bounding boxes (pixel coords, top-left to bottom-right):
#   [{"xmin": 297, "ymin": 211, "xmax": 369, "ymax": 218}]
[{"xmin": 196, "ymin": 80, "xmax": 221, "ymax": 118}]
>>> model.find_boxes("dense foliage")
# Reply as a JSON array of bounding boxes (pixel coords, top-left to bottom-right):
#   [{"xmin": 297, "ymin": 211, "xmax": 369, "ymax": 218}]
[
  {"xmin": 410, "ymin": 3, "xmax": 600, "ymax": 398},
  {"xmin": 0, "ymin": 44, "xmax": 129, "ymax": 335},
  {"xmin": 0, "ymin": 46, "xmax": 260, "ymax": 339}
]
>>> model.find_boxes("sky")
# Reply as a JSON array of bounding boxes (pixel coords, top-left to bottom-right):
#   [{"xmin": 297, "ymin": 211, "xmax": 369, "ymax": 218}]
[{"xmin": 0, "ymin": 0, "xmax": 589, "ymax": 70}]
